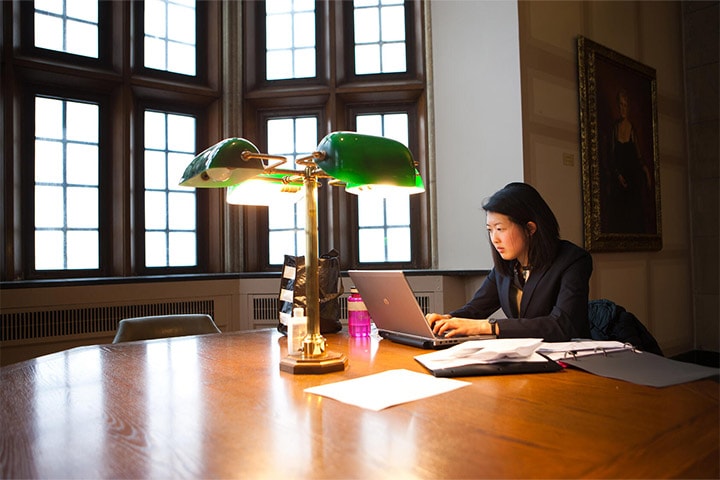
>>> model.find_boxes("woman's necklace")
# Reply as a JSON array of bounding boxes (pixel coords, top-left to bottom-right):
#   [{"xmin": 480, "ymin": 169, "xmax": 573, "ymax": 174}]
[
  {"xmin": 514, "ymin": 262, "xmax": 532, "ymax": 289},
  {"xmin": 520, "ymin": 265, "xmax": 531, "ymax": 283}
]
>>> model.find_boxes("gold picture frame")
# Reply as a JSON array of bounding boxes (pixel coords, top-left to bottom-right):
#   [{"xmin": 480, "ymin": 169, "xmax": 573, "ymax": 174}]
[{"xmin": 577, "ymin": 36, "xmax": 662, "ymax": 252}]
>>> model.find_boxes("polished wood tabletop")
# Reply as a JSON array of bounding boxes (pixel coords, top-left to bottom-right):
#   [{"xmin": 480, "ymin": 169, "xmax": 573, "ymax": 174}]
[{"xmin": 1, "ymin": 329, "xmax": 718, "ymax": 479}]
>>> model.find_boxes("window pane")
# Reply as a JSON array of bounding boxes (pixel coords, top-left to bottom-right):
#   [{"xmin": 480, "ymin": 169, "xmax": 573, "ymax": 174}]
[
  {"xmin": 266, "ymin": 51, "xmax": 294, "ymax": 80},
  {"xmin": 267, "ymin": 13, "xmax": 292, "ymax": 50},
  {"xmin": 294, "ymin": 48, "xmax": 316, "ymax": 78},
  {"xmin": 144, "ymin": 0, "xmax": 197, "ymax": 76},
  {"xmin": 381, "ymin": 113, "xmax": 408, "ymax": 142},
  {"xmin": 66, "ymin": 19, "xmax": 98, "ymax": 58},
  {"xmin": 168, "ymin": 42, "xmax": 196, "ymax": 76},
  {"xmin": 145, "ymin": 231, "xmax": 167, "ymax": 267},
  {"xmin": 265, "ymin": 0, "xmax": 316, "ymax": 80},
  {"xmin": 66, "ymin": 231, "xmax": 99, "ymax": 269},
  {"xmin": 386, "ymin": 226, "xmax": 410, "ymax": 261},
  {"xmin": 35, "ymin": 97, "xmax": 64, "ymax": 139},
  {"xmin": 266, "ymin": 116, "xmax": 316, "ymax": 262},
  {"xmin": 35, "ymin": 231, "xmax": 65, "ymax": 270},
  {"xmin": 168, "ymin": 152, "xmax": 194, "ymax": 191},
  {"xmin": 66, "ymin": 144, "xmax": 99, "ymax": 185},
  {"xmin": 353, "ymin": 0, "xmax": 406, "ymax": 75},
  {"xmin": 381, "ymin": 42, "xmax": 406, "ymax": 73},
  {"xmin": 34, "ymin": 0, "xmax": 99, "ymax": 58},
  {"xmin": 145, "ymin": 37, "xmax": 168, "ymax": 71},
  {"xmin": 34, "ymin": 97, "xmax": 100, "ymax": 271},
  {"xmin": 385, "ymin": 195, "xmax": 410, "ymax": 225},
  {"xmin": 145, "ymin": 151, "xmax": 167, "ymax": 190},
  {"xmin": 380, "ymin": 5, "xmax": 405, "ymax": 42},
  {"xmin": 355, "ymin": 44, "xmax": 381, "ymax": 75},
  {"xmin": 35, "ymin": 141, "xmax": 64, "ymax": 183},
  {"xmin": 35, "ymin": 186, "xmax": 65, "ymax": 228},
  {"xmin": 269, "ymin": 202, "xmax": 298, "ymax": 230},
  {"xmin": 355, "ymin": 112, "xmax": 412, "ymax": 263},
  {"xmin": 354, "ymin": 7, "xmax": 379, "ymax": 44},
  {"xmin": 168, "ymin": 192, "xmax": 196, "ymax": 230},
  {"xmin": 358, "ymin": 228, "xmax": 385, "ymax": 263},
  {"xmin": 145, "ymin": 111, "xmax": 167, "ymax": 150},
  {"xmin": 267, "ymin": 118, "xmax": 295, "ymax": 154},
  {"xmin": 168, "ymin": 2, "xmax": 196, "ymax": 43},
  {"xmin": 143, "ymin": 110, "xmax": 197, "ymax": 268},
  {"xmin": 169, "ymin": 232, "xmax": 196, "ymax": 266},
  {"xmin": 145, "ymin": 191, "xmax": 168, "ymax": 229},
  {"xmin": 358, "ymin": 195, "xmax": 384, "ymax": 227},
  {"xmin": 67, "ymin": 186, "xmax": 98, "ymax": 228},
  {"xmin": 66, "ymin": 102, "xmax": 99, "ymax": 142},
  {"xmin": 66, "ymin": 0, "xmax": 98, "ymax": 22},
  {"xmin": 269, "ymin": 230, "xmax": 305, "ymax": 266},
  {"xmin": 167, "ymin": 115, "xmax": 196, "ymax": 152},
  {"xmin": 35, "ymin": 0, "xmax": 64, "ymax": 15}
]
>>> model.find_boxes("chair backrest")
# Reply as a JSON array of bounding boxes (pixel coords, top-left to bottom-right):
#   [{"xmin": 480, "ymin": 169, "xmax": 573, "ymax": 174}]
[
  {"xmin": 112, "ymin": 314, "xmax": 221, "ymax": 343},
  {"xmin": 588, "ymin": 299, "xmax": 663, "ymax": 356}
]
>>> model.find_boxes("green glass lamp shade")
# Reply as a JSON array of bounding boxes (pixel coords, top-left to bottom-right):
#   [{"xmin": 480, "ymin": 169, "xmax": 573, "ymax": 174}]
[
  {"xmin": 226, "ymin": 173, "xmax": 305, "ymax": 206},
  {"xmin": 345, "ymin": 168, "xmax": 425, "ymax": 196},
  {"xmin": 179, "ymin": 138, "xmax": 265, "ymax": 188},
  {"xmin": 315, "ymin": 132, "xmax": 418, "ymax": 188}
]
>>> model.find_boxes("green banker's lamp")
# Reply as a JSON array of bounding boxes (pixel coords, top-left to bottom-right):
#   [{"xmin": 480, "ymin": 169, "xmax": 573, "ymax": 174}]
[{"xmin": 180, "ymin": 132, "xmax": 424, "ymax": 374}]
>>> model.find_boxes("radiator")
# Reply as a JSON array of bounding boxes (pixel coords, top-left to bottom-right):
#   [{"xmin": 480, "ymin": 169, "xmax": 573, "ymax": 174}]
[{"xmin": 1, "ymin": 300, "xmax": 215, "ymax": 342}]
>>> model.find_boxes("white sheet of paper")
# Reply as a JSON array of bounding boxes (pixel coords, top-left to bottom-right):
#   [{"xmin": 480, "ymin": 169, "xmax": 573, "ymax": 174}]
[{"xmin": 304, "ymin": 369, "xmax": 471, "ymax": 411}]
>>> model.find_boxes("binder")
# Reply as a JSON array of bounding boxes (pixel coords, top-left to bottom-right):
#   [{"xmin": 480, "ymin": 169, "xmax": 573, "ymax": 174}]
[{"xmin": 537, "ymin": 341, "xmax": 719, "ymax": 387}]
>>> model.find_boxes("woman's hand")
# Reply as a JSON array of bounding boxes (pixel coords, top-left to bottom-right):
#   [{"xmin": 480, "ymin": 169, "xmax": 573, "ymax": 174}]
[
  {"xmin": 425, "ymin": 313, "xmax": 450, "ymax": 327},
  {"xmin": 425, "ymin": 314, "xmax": 487, "ymax": 338}
]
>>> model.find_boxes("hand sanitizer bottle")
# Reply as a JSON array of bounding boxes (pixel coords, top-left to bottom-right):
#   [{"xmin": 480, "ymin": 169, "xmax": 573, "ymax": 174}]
[{"xmin": 287, "ymin": 307, "xmax": 307, "ymax": 354}]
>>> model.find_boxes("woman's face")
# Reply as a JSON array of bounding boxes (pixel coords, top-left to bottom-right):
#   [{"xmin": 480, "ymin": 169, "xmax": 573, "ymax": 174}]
[
  {"xmin": 618, "ymin": 94, "xmax": 629, "ymax": 119},
  {"xmin": 486, "ymin": 211, "xmax": 530, "ymax": 265}
]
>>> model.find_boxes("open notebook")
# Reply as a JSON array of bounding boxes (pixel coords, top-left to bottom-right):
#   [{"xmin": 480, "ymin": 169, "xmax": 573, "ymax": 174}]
[{"xmin": 348, "ymin": 270, "xmax": 495, "ymax": 349}]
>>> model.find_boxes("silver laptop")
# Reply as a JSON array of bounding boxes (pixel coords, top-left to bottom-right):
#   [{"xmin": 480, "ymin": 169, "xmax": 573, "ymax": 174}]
[{"xmin": 348, "ymin": 270, "xmax": 495, "ymax": 349}]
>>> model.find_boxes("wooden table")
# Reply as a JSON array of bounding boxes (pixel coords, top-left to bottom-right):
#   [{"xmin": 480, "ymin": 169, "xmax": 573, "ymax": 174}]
[{"xmin": 1, "ymin": 329, "xmax": 718, "ymax": 479}]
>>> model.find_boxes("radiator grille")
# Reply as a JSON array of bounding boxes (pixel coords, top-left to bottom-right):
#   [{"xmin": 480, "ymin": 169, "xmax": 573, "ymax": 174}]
[
  {"xmin": 250, "ymin": 295, "xmax": 430, "ymax": 322},
  {"xmin": 1, "ymin": 300, "xmax": 214, "ymax": 342},
  {"xmin": 252, "ymin": 296, "xmax": 279, "ymax": 321}
]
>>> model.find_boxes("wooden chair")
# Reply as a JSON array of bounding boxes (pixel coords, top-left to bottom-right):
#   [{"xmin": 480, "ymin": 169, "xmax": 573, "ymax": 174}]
[{"xmin": 112, "ymin": 314, "xmax": 221, "ymax": 343}]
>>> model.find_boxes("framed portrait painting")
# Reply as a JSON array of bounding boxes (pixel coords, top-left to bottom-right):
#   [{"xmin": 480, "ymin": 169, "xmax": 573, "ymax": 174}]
[{"xmin": 577, "ymin": 36, "xmax": 662, "ymax": 252}]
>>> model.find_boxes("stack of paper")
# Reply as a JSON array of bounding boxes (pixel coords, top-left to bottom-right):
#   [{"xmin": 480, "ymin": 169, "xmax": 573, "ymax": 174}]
[{"xmin": 412, "ymin": 338, "xmax": 565, "ymax": 377}]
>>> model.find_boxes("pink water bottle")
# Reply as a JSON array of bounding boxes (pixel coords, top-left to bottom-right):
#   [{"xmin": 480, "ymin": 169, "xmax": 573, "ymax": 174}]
[{"xmin": 348, "ymin": 287, "xmax": 371, "ymax": 337}]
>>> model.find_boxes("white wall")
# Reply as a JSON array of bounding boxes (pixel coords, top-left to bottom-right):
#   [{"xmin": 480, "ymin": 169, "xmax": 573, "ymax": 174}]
[{"xmin": 429, "ymin": 0, "xmax": 524, "ymax": 270}]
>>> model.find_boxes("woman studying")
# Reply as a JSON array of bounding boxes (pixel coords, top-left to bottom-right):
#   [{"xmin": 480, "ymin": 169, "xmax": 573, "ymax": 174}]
[{"xmin": 427, "ymin": 182, "xmax": 593, "ymax": 342}]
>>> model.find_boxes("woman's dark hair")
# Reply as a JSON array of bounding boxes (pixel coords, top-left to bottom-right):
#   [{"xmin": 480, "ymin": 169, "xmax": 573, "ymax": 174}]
[{"xmin": 482, "ymin": 182, "xmax": 560, "ymax": 276}]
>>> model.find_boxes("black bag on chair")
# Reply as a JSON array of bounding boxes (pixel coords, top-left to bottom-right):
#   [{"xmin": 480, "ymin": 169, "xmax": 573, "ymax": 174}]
[{"xmin": 278, "ymin": 249, "xmax": 343, "ymax": 335}]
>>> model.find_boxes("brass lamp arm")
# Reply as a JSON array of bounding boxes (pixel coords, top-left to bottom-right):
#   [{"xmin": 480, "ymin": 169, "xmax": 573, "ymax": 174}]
[{"xmin": 240, "ymin": 151, "xmax": 287, "ymax": 171}]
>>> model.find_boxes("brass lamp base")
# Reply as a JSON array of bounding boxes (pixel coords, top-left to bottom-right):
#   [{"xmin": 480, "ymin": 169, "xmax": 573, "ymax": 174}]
[{"xmin": 279, "ymin": 351, "xmax": 348, "ymax": 374}]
